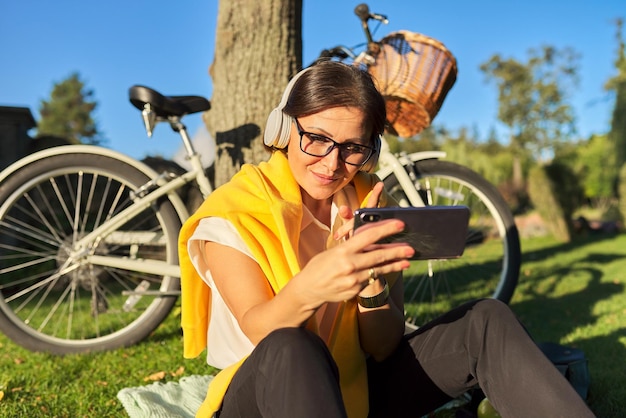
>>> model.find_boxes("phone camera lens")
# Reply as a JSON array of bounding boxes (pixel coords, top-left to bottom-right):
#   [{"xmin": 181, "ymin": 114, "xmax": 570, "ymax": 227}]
[{"xmin": 363, "ymin": 214, "xmax": 380, "ymax": 222}]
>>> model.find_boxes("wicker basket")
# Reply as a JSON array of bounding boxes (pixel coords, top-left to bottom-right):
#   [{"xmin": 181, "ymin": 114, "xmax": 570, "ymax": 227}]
[{"xmin": 367, "ymin": 30, "xmax": 458, "ymax": 138}]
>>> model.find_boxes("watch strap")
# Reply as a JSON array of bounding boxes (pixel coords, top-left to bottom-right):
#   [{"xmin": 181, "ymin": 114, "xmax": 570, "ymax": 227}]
[{"xmin": 357, "ymin": 278, "xmax": 390, "ymax": 308}]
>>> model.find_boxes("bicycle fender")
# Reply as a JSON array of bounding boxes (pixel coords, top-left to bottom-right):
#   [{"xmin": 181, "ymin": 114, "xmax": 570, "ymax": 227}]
[
  {"xmin": 406, "ymin": 150, "xmax": 447, "ymax": 161},
  {"xmin": 0, "ymin": 144, "xmax": 190, "ymax": 221},
  {"xmin": 375, "ymin": 150, "xmax": 446, "ymax": 180}
]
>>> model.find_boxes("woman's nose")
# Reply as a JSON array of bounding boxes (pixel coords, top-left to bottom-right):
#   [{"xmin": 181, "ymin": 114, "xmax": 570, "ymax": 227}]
[{"xmin": 321, "ymin": 147, "xmax": 341, "ymax": 169}]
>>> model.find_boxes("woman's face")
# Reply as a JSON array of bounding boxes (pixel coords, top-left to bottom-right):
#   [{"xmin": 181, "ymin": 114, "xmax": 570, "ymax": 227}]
[{"xmin": 287, "ymin": 106, "xmax": 372, "ymax": 203}]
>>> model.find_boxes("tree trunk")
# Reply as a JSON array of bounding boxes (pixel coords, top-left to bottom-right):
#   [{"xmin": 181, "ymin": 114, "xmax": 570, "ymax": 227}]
[
  {"xmin": 512, "ymin": 154, "xmax": 524, "ymax": 191},
  {"xmin": 205, "ymin": 0, "xmax": 302, "ymax": 187}
]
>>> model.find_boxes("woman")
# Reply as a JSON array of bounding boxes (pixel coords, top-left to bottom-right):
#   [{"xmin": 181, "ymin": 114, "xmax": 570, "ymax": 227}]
[{"xmin": 179, "ymin": 61, "xmax": 594, "ymax": 418}]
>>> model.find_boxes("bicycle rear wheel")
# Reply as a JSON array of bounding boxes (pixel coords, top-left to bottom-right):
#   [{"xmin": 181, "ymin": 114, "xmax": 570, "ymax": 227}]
[
  {"xmin": 381, "ymin": 159, "xmax": 521, "ymax": 328},
  {"xmin": 0, "ymin": 152, "xmax": 182, "ymax": 354}
]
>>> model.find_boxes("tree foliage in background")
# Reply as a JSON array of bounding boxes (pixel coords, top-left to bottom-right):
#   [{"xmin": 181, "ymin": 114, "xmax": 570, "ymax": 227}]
[
  {"xmin": 480, "ymin": 46, "xmax": 579, "ymax": 192},
  {"xmin": 560, "ymin": 134, "xmax": 616, "ymax": 210},
  {"xmin": 37, "ymin": 72, "xmax": 103, "ymax": 145},
  {"xmin": 619, "ymin": 163, "xmax": 626, "ymax": 223},
  {"xmin": 605, "ymin": 19, "xmax": 626, "ymax": 188}
]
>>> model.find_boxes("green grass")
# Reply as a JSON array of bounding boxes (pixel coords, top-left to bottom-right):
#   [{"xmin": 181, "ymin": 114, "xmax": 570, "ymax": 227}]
[
  {"xmin": 0, "ymin": 306, "xmax": 216, "ymax": 417},
  {"xmin": 1, "ymin": 233, "xmax": 625, "ymax": 417},
  {"xmin": 509, "ymin": 233, "xmax": 626, "ymax": 417}
]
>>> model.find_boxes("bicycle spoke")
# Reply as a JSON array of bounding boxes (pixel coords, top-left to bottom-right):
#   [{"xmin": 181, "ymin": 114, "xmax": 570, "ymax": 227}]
[
  {"xmin": 383, "ymin": 159, "xmax": 520, "ymax": 326},
  {"xmin": 0, "ymin": 155, "xmax": 182, "ymax": 354},
  {"xmin": 6, "ymin": 261, "xmax": 78, "ymax": 305}
]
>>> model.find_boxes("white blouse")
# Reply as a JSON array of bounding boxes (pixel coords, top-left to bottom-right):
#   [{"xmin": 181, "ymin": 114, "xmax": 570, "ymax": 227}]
[{"xmin": 187, "ymin": 201, "xmax": 342, "ymax": 369}]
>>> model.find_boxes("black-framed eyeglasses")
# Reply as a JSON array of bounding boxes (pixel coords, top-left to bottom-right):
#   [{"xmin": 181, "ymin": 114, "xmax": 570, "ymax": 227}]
[{"xmin": 294, "ymin": 118, "xmax": 374, "ymax": 167}]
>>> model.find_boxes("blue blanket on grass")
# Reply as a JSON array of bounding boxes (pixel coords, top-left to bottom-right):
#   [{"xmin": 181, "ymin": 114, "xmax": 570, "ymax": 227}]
[{"xmin": 117, "ymin": 375, "xmax": 213, "ymax": 418}]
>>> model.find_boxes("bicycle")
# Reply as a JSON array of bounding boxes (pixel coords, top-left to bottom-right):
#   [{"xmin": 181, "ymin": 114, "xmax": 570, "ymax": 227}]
[
  {"xmin": 317, "ymin": 4, "xmax": 520, "ymax": 330},
  {"xmin": 0, "ymin": 4, "xmax": 520, "ymax": 355}
]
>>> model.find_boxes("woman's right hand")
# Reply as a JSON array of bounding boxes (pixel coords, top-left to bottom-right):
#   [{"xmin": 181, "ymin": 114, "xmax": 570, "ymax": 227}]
[
  {"xmin": 203, "ymin": 210, "xmax": 413, "ymax": 344},
  {"xmin": 292, "ymin": 218, "xmax": 414, "ymax": 307}
]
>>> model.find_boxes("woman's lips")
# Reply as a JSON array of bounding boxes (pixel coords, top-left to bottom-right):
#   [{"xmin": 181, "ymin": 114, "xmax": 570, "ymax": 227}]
[{"xmin": 311, "ymin": 171, "xmax": 338, "ymax": 185}]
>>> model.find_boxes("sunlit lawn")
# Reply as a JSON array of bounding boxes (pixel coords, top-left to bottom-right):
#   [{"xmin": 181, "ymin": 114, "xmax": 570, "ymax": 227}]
[{"xmin": 1, "ymin": 232, "xmax": 624, "ymax": 417}]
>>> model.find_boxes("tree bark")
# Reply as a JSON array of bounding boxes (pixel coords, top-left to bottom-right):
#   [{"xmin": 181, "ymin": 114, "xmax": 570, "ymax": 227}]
[{"xmin": 205, "ymin": 0, "xmax": 302, "ymax": 187}]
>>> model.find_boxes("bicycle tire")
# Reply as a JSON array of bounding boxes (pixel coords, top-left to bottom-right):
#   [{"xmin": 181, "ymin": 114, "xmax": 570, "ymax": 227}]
[
  {"xmin": 381, "ymin": 159, "xmax": 521, "ymax": 327},
  {"xmin": 0, "ymin": 152, "xmax": 182, "ymax": 354}
]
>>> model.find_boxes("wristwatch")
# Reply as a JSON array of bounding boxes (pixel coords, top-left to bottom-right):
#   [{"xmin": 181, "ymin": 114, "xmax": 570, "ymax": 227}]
[{"xmin": 357, "ymin": 277, "xmax": 390, "ymax": 308}]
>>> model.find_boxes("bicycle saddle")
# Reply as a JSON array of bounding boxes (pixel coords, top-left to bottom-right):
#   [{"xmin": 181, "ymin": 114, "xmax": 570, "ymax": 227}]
[{"xmin": 128, "ymin": 85, "xmax": 210, "ymax": 118}]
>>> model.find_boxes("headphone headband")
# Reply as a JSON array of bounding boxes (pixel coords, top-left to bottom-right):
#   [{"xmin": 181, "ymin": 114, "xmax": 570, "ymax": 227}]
[{"xmin": 263, "ymin": 67, "xmax": 312, "ymax": 148}]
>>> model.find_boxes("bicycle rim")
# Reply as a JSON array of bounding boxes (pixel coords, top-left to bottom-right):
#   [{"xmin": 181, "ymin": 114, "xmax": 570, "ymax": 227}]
[
  {"xmin": 0, "ymin": 153, "xmax": 182, "ymax": 354},
  {"xmin": 382, "ymin": 159, "xmax": 521, "ymax": 327}
]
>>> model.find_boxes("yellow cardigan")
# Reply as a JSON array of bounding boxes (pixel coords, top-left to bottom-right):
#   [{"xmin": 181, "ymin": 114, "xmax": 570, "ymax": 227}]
[{"xmin": 178, "ymin": 151, "xmax": 388, "ymax": 418}]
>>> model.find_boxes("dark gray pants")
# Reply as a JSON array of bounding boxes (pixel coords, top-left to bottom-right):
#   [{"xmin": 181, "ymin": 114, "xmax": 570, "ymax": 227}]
[{"xmin": 217, "ymin": 299, "xmax": 594, "ymax": 418}]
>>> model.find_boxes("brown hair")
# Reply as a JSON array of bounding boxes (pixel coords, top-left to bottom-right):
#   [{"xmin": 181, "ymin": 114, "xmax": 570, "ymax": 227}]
[{"xmin": 283, "ymin": 60, "xmax": 386, "ymax": 147}]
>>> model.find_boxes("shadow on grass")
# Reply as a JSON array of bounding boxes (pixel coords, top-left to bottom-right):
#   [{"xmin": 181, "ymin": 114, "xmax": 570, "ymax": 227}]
[
  {"xmin": 510, "ymin": 235, "xmax": 626, "ymax": 417},
  {"xmin": 521, "ymin": 231, "xmax": 621, "ymax": 263}
]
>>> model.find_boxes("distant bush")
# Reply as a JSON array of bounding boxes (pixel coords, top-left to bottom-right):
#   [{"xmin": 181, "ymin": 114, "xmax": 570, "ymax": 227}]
[
  {"xmin": 619, "ymin": 163, "xmax": 626, "ymax": 225},
  {"xmin": 527, "ymin": 162, "xmax": 584, "ymax": 242}
]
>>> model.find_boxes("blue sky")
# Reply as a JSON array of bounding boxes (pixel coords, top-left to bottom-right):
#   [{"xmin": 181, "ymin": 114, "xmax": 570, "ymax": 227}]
[{"xmin": 1, "ymin": 0, "xmax": 623, "ymax": 162}]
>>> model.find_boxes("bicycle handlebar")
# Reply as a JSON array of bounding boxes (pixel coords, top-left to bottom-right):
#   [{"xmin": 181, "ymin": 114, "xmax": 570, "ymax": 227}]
[
  {"xmin": 354, "ymin": 3, "xmax": 388, "ymax": 24},
  {"xmin": 318, "ymin": 46, "xmax": 353, "ymax": 61},
  {"xmin": 316, "ymin": 3, "xmax": 386, "ymax": 63},
  {"xmin": 354, "ymin": 3, "xmax": 383, "ymax": 45}
]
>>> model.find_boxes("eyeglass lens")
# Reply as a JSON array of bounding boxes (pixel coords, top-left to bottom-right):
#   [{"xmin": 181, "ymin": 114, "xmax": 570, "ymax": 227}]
[{"xmin": 296, "ymin": 119, "xmax": 372, "ymax": 166}]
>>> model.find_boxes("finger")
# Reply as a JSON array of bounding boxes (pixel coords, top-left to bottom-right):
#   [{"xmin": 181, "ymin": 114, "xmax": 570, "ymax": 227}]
[
  {"xmin": 353, "ymin": 267, "xmax": 378, "ymax": 292},
  {"xmin": 367, "ymin": 267, "xmax": 377, "ymax": 286},
  {"xmin": 337, "ymin": 204, "xmax": 353, "ymax": 222},
  {"xmin": 352, "ymin": 217, "xmax": 402, "ymax": 240},
  {"xmin": 347, "ymin": 219, "xmax": 413, "ymax": 258},
  {"xmin": 334, "ymin": 223, "xmax": 354, "ymax": 241},
  {"xmin": 335, "ymin": 182, "xmax": 384, "ymax": 241},
  {"xmin": 363, "ymin": 241, "xmax": 411, "ymax": 254},
  {"xmin": 334, "ymin": 205, "xmax": 355, "ymax": 241},
  {"xmin": 365, "ymin": 258, "xmax": 411, "ymax": 280},
  {"xmin": 365, "ymin": 182, "xmax": 384, "ymax": 208}
]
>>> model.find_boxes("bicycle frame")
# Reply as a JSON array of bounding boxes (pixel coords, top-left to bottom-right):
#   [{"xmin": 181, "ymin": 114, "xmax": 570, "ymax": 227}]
[
  {"xmin": 1, "ymin": 150, "xmax": 195, "ymax": 280},
  {"xmin": 0, "ymin": 112, "xmax": 219, "ymax": 280},
  {"xmin": 375, "ymin": 136, "xmax": 446, "ymax": 207}
]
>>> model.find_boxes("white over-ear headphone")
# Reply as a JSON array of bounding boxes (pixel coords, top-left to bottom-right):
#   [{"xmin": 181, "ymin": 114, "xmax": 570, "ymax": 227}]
[
  {"xmin": 263, "ymin": 64, "xmax": 382, "ymax": 172},
  {"xmin": 263, "ymin": 67, "xmax": 312, "ymax": 148}
]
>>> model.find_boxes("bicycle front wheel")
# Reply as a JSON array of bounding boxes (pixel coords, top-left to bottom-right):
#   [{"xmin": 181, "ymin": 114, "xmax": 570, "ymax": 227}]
[
  {"xmin": 381, "ymin": 159, "xmax": 521, "ymax": 327},
  {"xmin": 0, "ymin": 152, "xmax": 183, "ymax": 354}
]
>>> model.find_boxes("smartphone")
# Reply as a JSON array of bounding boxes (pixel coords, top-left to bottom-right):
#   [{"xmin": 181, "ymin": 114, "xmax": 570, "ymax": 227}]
[{"xmin": 353, "ymin": 206, "xmax": 470, "ymax": 260}]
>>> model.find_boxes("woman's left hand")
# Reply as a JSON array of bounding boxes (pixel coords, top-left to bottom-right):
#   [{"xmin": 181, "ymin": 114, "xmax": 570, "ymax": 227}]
[{"xmin": 333, "ymin": 181, "xmax": 384, "ymax": 241}]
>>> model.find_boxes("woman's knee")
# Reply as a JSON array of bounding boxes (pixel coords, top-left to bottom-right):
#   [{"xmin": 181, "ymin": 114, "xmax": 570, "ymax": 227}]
[
  {"xmin": 261, "ymin": 327, "xmax": 325, "ymax": 349},
  {"xmin": 472, "ymin": 298, "xmax": 514, "ymax": 320},
  {"xmin": 467, "ymin": 298, "xmax": 529, "ymax": 344},
  {"xmin": 464, "ymin": 298, "xmax": 518, "ymax": 330},
  {"xmin": 255, "ymin": 327, "xmax": 334, "ymax": 368}
]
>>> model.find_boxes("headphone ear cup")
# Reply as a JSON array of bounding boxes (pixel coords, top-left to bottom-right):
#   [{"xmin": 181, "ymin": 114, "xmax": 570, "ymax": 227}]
[
  {"xmin": 264, "ymin": 111, "xmax": 293, "ymax": 149},
  {"xmin": 264, "ymin": 67, "xmax": 312, "ymax": 149},
  {"xmin": 263, "ymin": 108, "xmax": 283, "ymax": 147},
  {"xmin": 275, "ymin": 115, "xmax": 294, "ymax": 148}
]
